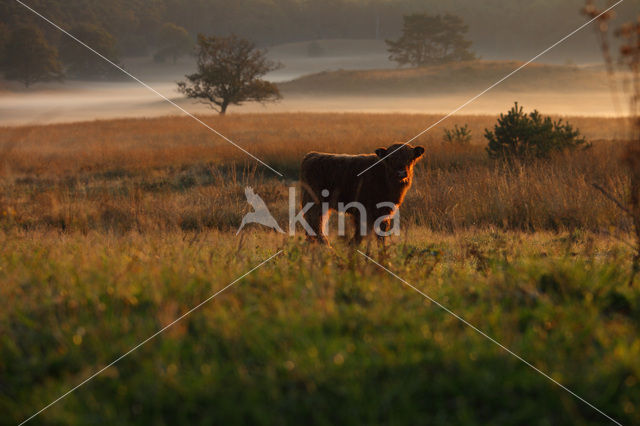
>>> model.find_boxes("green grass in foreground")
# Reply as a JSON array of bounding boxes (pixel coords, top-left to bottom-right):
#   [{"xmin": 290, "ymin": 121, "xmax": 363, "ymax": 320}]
[{"xmin": 1, "ymin": 229, "xmax": 639, "ymax": 425}]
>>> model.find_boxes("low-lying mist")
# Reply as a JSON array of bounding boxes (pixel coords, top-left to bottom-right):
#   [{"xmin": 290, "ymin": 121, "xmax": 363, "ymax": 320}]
[{"xmin": 0, "ymin": 39, "xmax": 625, "ymax": 126}]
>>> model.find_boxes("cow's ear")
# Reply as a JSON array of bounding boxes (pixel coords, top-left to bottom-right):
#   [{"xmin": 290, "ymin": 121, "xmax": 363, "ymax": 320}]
[
  {"xmin": 413, "ymin": 146, "xmax": 425, "ymax": 160},
  {"xmin": 375, "ymin": 148, "xmax": 387, "ymax": 159}
]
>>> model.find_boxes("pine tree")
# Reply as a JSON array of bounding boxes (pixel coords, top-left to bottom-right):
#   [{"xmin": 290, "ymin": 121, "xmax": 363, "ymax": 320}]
[{"xmin": 386, "ymin": 13, "xmax": 475, "ymax": 67}]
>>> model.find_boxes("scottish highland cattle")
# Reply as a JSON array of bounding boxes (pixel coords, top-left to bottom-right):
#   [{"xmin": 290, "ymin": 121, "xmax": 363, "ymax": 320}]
[{"xmin": 300, "ymin": 143, "xmax": 425, "ymax": 244}]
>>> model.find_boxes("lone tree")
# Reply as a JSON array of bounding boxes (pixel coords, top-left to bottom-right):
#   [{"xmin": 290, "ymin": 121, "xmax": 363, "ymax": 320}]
[
  {"xmin": 154, "ymin": 23, "xmax": 192, "ymax": 64},
  {"xmin": 178, "ymin": 34, "xmax": 281, "ymax": 114},
  {"xmin": 60, "ymin": 24, "xmax": 119, "ymax": 79},
  {"xmin": 386, "ymin": 13, "xmax": 475, "ymax": 67},
  {"xmin": 4, "ymin": 24, "xmax": 63, "ymax": 87}
]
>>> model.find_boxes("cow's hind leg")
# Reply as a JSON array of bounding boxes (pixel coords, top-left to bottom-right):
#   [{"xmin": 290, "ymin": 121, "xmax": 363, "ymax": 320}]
[
  {"xmin": 303, "ymin": 203, "xmax": 329, "ymax": 245},
  {"xmin": 349, "ymin": 211, "xmax": 366, "ymax": 246},
  {"xmin": 301, "ymin": 184, "xmax": 327, "ymax": 244}
]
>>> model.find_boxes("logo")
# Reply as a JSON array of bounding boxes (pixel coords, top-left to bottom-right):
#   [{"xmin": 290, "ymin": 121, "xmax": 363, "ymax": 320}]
[
  {"xmin": 236, "ymin": 187, "xmax": 285, "ymax": 235},
  {"xmin": 236, "ymin": 186, "xmax": 400, "ymax": 237}
]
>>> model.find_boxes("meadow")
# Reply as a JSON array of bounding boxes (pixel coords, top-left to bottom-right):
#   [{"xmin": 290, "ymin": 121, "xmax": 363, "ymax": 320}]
[
  {"xmin": 1, "ymin": 112, "xmax": 639, "ymax": 425},
  {"xmin": 278, "ymin": 61, "xmax": 614, "ymax": 95}
]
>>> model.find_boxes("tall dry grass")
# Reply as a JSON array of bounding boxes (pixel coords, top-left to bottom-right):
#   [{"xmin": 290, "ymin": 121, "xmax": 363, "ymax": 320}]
[{"xmin": 0, "ymin": 113, "xmax": 632, "ymax": 234}]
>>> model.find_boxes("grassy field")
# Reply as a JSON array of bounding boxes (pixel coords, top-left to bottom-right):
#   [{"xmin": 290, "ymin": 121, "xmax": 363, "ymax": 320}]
[
  {"xmin": 278, "ymin": 61, "xmax": 614, "ymax": 95},
  {"xmin": 1, "ymin": 112, "xmax": 639, "ymax": 425},
  {"xmin": 0, "ymin": 113, "xmax": 632, "ymax": 233}
]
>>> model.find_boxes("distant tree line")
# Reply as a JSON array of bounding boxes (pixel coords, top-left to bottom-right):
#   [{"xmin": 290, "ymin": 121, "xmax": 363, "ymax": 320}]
[
  {"xmin": 1, "ymin": 0, "xmax": 634, "ymax": 54},
  {"xmin": 0, "ymin": 20, "xmax": 193, "ymax": 86},
  {"xmin": 0, "ymin": 0, "xmax": 635, "ymax": 85}
]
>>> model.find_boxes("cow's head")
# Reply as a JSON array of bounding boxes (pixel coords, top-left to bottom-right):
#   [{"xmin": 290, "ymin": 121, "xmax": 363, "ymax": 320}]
[{"xmin": 375, "ymin": 143, "xmax": 425, "ymax": 185}]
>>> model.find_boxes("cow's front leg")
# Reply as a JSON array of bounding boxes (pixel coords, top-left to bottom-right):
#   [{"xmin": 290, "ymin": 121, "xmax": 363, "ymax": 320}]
[{"xmin": 375, "ymin": 218, "xmax": 391, "ymax": 246}]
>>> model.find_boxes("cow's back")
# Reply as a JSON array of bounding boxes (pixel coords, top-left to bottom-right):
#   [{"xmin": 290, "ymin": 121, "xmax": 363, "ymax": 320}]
[{"xmin": 300, "ymin": 152, "xmax": 383, "ymax": 203}]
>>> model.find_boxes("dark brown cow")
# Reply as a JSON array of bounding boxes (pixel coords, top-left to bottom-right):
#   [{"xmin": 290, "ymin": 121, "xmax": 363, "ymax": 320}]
[{"xmin": 299, "ymin": 143, "xmax": 425, "ymax": 244}]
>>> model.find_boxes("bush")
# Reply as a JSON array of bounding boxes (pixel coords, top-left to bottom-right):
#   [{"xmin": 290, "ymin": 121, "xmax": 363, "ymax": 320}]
[
  {"xmin": 443, "ymin": 124, "xmax": 472, "ymax": 144},
  {"xmin": 485, "ymin": 103, "xmax": 589, "ymax": 160}
]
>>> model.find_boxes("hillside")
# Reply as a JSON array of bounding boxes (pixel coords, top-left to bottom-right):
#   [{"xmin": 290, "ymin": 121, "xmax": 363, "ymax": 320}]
[{"xmin": 277, "ymin": 61, "xmax": 612, "ymax": 95}]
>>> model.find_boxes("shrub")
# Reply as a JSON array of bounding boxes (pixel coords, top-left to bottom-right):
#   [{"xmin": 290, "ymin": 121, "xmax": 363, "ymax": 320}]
[
  {"xmin": 485, "ymin": 103, "xmax": 589, "ymax": 160},
  {"xmin": 443, "ymin": 124, "xmax": 472, "ymax": 144}
]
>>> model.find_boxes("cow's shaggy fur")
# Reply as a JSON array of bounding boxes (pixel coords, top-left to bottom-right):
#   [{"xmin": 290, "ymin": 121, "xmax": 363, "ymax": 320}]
[{"xmin": 300, "ymin": 143, "xmax": 425, "ymax": 244}]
